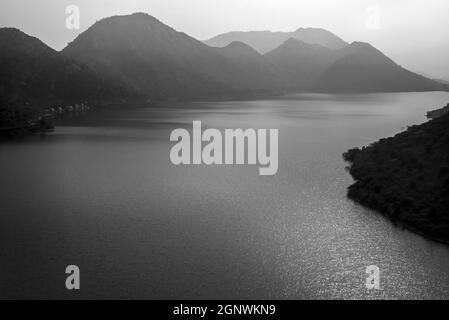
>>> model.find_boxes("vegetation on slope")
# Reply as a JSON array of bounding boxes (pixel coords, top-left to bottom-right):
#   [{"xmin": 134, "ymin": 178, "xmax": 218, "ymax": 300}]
[{"xmin": 343, "ymin": 110, "xmax": 449, "ymax": 242}]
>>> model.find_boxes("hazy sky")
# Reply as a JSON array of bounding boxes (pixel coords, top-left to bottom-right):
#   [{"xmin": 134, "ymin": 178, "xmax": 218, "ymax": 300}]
[{"xmin": 1, "ymin": 0, "xmax": 448, "ymax": 78}]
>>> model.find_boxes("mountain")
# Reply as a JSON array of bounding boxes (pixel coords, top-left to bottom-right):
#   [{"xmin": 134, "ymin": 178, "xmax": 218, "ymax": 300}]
[
  {"xmin": 62, "ymin": 13, "xmax": 278, "ymax": 100},
  {"xmin": 344, "ymin": 105, "xmax": 449, "ymax": 243},
  {"xmin": 315, "ymin": 42, "xmax": 445, "ymax": 92},
  {"xmin": 204, "ymin": 28, "xmax": 348, "ymax": 53},
  {"xmin": 265, "ymin": 38, "xmax": 336, "ymax": 89},
  {"xmin": 212, "ymin": 41, "xmax": 282, "ymax": 89},
  {"xmin": 0, "ymin": 28, "xmax": 130, "ymax": 111},
  {"xmin": 263, "ymin": 39, "xmax": 444, "ymax": 93},
  {"xmin": 435, "ymin": 78, "xmax": 449, "ymax": 85}
]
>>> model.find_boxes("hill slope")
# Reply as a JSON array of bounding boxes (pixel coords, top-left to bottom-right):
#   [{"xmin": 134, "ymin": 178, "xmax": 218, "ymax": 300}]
[
  {"xmin": 212, "ymin": 41, "xmax": 282, "ymax": 89},
  {"xmin": 0, "ymin": 28, "xmax": 130, "ymax": 107},
  {"xmin": 316, "ymin": 42, "xmax": 444, "ymax": 92},
  {"xmin": 265, "ymin": 38, "xmax": 336, "ymax": 89},
  {"xmin": 344, "ymin": 110, "xmax": 449, "ymax": 242},
  {"xmin": 0, "ymin": 28, "xmax": 133, "ymax": 126}
]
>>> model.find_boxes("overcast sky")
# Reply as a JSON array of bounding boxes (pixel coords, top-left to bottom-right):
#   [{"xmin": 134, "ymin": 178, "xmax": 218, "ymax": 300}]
[{"xmin": 1, "ymin": 0, "xmax": 448, "ymax": 79}]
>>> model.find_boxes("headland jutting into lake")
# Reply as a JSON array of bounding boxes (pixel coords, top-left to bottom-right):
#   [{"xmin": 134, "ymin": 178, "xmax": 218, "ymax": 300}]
[{"xmin": 344, "ymin": 103, "xmax": 449, "ymax": 243}]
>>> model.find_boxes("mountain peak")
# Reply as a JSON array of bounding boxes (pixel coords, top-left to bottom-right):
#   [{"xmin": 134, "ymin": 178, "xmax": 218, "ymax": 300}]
[
  {"xmin": 318, "ymin": 41, "xmax": 443, "ymax": 92},
  {"xmin": 99, "ymin": 12, "xmax": 161, "ymax": 23},
  {"xmin": 348, "ymin": 41, "xmax": 376, "ymax": 49},
  {"xmin": 226, "ymin": 41, "xmax": 253, "ymax": 49},
  {"xmin": 224, "ymin": 41, "xmax": 260, "ymax": 54},
  {"xmin": 343, "ymin": 41, "xmax": 387, "ymax": 58},
  {"xmin": 0, "ymin": 27, "xmax": 40, "ymax": 42},
  {"xmin": 292, "ymin": 27, "xmax": 347, "ymax": 49},
  {"xmin": 282, "ymin": 37, "xmax": 306, "ymax": 47},
  {"xmin": 63, "ymin": 11, "xmax": 183, "ymax": 56},
  {"xmin": 268, "ymin": 37, "xmax": 331, "ymax": 55},
  {"xmin": 62, "ymin": 13, "xmax": 278, "ymax": 99},
  {"xmin": 0, "ymin": 28, "xmax": 131, "ymax": 110},
  {"xmin": 0, "ymin": 27, "xmax": 22, "ymax": 35},
  {"xmin": 0, "ymin": 27, "xmax": 55, "ymax": 56},
  {"xmin": 83, "ymin": 11, "xmax": 169, "ymax": 36},
  {"xmin": 294, "ymin": 27, "xmax": 325, "ymax": 32},
  {"xmin": 284, "ymin": 37, "xmax": 301, "ymax": 44},
  {"xmin": 130, "ymin": 12, "xmax": 152, "ymax": 17}
]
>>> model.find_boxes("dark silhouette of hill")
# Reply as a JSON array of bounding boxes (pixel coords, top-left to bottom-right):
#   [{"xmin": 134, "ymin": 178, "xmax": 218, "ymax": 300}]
[
  {"xmin": 62, "ymin": 13, "xmax": 278, "ymax": 100},
  {"xmin": 265, "ymin": 38, "xmax": 336, "ymax": 89},
  {"xmin": 0, "ymin": 28, "xmax": 135, "ymax": 129},
  {"xmin": 316, "ymin": 42, "xmax": 444, "ymax": 92},
  {"xmin": 204, "ymin": 28, "xmax": 348, "ymax": 53},
  {"xmin": 343, "ymin": 109, "xmax": 449, "ymax": 243},
  {"xmin": 0, "ymin": 28, "xmax": 131, "ymax": 114}
]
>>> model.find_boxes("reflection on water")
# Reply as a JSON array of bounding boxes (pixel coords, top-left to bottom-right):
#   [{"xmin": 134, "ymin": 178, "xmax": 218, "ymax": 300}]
[{"xmin": 1, "ymin": 92, "xmax": 449, "ymax": 299}]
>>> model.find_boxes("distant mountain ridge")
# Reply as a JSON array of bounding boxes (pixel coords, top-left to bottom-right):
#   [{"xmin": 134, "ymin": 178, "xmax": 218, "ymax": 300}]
[
  {"xmin": 61, "ymin": 13, "xmax": 444, "ymax": 97},
  {"xmin": 0, "ymin": 12, "xmax": 446, "ymax": 119},
  {"xmin": 204, "ymin": 28, "xmax": 348, "ymax": 53}
]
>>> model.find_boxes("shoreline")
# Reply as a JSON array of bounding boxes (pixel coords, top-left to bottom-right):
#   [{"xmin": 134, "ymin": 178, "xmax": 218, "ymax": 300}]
[
  {"xmin": 349, "ymin": 196, "xmax": 449, "ymax": 246},
  {"xmin": 400, "ymin": 222, "xmax": 449, "ymax": 246},
  {"xmin": 343, "ymin": 106, "xmax": 449, "ymax": 246}
]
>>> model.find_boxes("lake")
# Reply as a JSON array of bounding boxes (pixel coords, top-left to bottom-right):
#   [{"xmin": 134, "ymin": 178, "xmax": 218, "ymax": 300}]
[{"xmin": 1, "ymin": 92, "xmax": 449, "ymax": 299}]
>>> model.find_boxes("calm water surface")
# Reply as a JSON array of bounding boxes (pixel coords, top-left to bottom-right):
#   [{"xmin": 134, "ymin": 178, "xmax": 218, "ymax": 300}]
[{"xmin": 1, "ymin": 92, "xmax": 449, "ymax": 299}]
